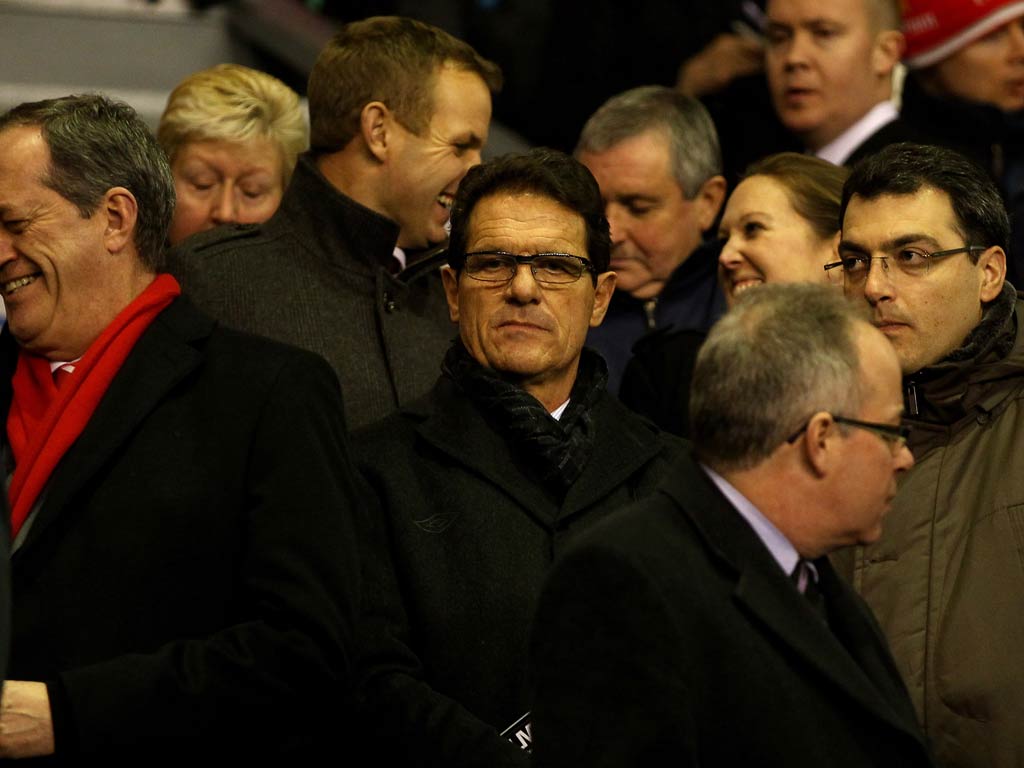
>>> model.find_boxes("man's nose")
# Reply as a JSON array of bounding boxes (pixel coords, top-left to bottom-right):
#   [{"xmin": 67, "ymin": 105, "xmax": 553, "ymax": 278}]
[
  {"xmin": 210, "ymin": 184, "xmax": 239, "ymax": 225},
  {"xmin": 861, "ymin": 258, "xmax": 895, "ymax": 305},
  {"xmin": 605, "ymin": 204, "xmax": 626, "ymax": 245},
  {"xmin": 506, "ymin": 263, "xmax": 542, "ymax": 302},
  {"xmin": 895, "ymin": 441, "xmax": 915, "ymax": 473},
  {"xmin": 783, "ymin": 30, "xmax": 812, "ymax": 68},
  {"xmin": 0, "ymin": 230, "xmax": 17, "ymax": 268}
]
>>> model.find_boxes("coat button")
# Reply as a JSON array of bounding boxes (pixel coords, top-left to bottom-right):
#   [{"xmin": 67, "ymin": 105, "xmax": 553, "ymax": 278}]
[{"xmin": 383, "ymin": 292, "xmax": 397, "ymax": 313}]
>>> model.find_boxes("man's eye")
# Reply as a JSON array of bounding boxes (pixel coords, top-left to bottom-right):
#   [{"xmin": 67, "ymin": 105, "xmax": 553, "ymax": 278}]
[
  {"xmin": 765, "ymin": 26, "xmax": 790, "ymax": 46},
  {"xmin": 840, "ymin": 256, "xmax": 869, "ymax": 272},
  {"xmin": 3, "ymin": 219, "xmax": 26, "ymax": 234},
  {"xmin": 474, "ymin": 256, "xmax": 511, "ymax": 272},
  {"xmin": 628, "ymin": 204, "xmax": 653, "ymax": 216},
  {"xmin": 241, "ymin": 188, "xmax": 269, "ymax": 201},
  {"xmin": 812, "ymin": 25, "xmax": 840, "ymax": 40},
  {"xmin": 534, "ymin": 256, "xmax": 576, "ymax": 275},
  {"xmin": 894, "ymin": 248, "xmax": 928, "ymax": 265}
]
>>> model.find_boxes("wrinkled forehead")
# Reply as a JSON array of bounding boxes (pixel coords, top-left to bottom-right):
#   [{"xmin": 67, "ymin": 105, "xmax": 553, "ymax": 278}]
[{"xmin": 466, "ymin": 192, "xmax": 589, "ymax": 257}]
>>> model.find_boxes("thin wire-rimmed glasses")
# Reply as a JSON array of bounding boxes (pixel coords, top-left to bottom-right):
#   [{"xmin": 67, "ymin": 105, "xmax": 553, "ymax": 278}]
[
  {"xmin": 823, "ymin": 245, "xmax": 986, "ymax": 282},
  {"xmin": 786, "ymin": 415, "xmax": 911, "ymax": 454},
  {"xmin": 462, "ymin": 251, "xmax": 597, "ymax": 285}
]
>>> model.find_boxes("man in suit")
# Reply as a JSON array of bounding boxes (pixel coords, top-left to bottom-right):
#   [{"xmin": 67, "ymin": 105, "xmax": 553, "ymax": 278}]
[
  {"xmin": 0, "ymin": 95, "xmax": 357, "ymax": 760},
  {"xmin": 355, "ymin": 149, "xmax": 682, "ymax": 766},
  {"xmin": 765, "ymin": 0, "xmax": 913, "ymax": 166},
  {"xmin": 167, "ymin": 16, "xmax": 502, "ymax": 430},
  {"xmin": 529, "ymin": 283, "xmax": 934, "ymax": 766}
]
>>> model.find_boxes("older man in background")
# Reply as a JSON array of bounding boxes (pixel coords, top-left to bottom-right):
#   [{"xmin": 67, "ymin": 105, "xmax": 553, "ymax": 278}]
[{"xmin": 575, "ymin": 86, "xmax": 727, "ymax": 392}]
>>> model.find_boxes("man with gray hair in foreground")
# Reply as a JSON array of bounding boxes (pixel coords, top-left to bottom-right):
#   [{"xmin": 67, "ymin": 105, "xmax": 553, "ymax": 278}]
[{"xmin": 529, "ymin": 283, "xmax": 934, "ymax": 767}]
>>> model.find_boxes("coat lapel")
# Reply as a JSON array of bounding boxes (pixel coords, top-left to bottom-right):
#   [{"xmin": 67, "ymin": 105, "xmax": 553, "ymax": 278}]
[
  {"xmin": 413, "ymin": 379, "xmax": 560, "ymax": 525},
  {"xmin": 660, "ymin": 456, "xmax": 925, "ymax": 744},
  {"xmin": 13, "ymin": 299, "xmax": 210, "ymax": 558}
]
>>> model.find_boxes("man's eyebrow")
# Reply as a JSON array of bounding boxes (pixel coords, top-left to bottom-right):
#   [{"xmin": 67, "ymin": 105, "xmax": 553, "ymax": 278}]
[{"xmin": 838, "ymin": 233, "xmax": 943, "ymax": 253}]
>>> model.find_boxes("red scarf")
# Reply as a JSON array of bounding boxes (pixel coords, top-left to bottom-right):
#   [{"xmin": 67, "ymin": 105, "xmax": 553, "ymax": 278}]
[{"xmin": 6, "ymin": 274, "xmax": 181, "ymax": 538}]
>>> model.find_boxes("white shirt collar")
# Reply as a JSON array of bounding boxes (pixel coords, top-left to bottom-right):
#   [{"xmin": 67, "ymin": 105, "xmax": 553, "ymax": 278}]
[
  {"xmin": 814, "ymin": 101, "xmax": 898, "ymax": 166},
  {"xmin": 550, "ymin": 399, "xmax": 570, "ymax": 421}
]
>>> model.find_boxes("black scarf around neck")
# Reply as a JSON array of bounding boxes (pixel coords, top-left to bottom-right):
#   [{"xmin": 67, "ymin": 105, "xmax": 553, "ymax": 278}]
[{"xmin": 441, "ymin": 340, "xmax": 608, "ymax": 495}]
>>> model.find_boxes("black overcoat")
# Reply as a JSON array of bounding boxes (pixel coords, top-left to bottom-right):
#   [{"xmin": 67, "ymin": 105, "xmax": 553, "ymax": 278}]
[
  {"xmin": 528, "ymin": 452, "xmax": 935, "ymax": 767},
  {"xmin": 1, "ymin": 297, "xmax": 359, "ymax": 761},
  {"xmin": 353, "ymin": 377, "xmax": 682, "ymax": 766}
]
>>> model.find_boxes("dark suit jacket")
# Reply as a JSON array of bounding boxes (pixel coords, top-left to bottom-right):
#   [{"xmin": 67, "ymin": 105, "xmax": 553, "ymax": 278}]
[
  {"xmin": 0, "ymin": 297, "xmax": 359, "ymax": 761},
  {"xmin": 845, "ymin": 118, "xmax": 923, "ymax": 167},
  {"xmin": 353, "ymin": 377, "xmax": 683, "ymax": 767},
  {"xmin": 166, "ymin": 154, "xmax": 455, "ymax": 431},
  {"xmin": 529, "ymin": 452, "xmax": 934, "ymax": 767}
]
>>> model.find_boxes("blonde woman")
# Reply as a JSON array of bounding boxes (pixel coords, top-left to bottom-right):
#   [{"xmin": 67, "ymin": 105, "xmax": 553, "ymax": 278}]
[{"xmin": 158, "ymin": 64, "xmax": 307, "ymax": 245}]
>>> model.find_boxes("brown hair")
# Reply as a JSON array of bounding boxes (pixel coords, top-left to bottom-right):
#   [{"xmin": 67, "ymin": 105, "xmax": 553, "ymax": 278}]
[
  {"xmin": 307, "ymin": 16, "xmax": 502, "ymax": 154},
  {"xmin": 743, "ymin": 152, "xmax": 848, "ymax": 241}
]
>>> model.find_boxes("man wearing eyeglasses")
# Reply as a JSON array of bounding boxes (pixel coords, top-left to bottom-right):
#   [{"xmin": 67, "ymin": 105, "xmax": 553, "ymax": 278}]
[
  {"xmin": 835, "ymin": 141, "xmax": 1023, "ymax": 768},
  {"xmin": 528, "ymin": 283, "xmax": 933, "ymax": 766},
  {"xmin": 352, "ymin": 148, "xmax": 682, "ymax": 766}
]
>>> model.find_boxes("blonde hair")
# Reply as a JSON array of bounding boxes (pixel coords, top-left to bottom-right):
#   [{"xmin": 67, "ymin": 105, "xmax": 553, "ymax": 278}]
[{"xmin": 158, "ymin": 64, "xmax": 308, "ymax": 183}]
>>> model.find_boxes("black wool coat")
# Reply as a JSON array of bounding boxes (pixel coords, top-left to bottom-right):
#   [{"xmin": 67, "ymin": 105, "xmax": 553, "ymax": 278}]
[
  {"xmin": 528, "ymin": 452, "xmax": 935, "ymax": 767},
  {"xmin": 1, "ymin": 297, "xmax": 360, "ymax": 762},
  {"xmin": 352, "ymin": 376, "xmax": 683, "ymax": 767},
  {"xmin": 166, "ymin": 154, "xmax": 455, "ymax": 431}
]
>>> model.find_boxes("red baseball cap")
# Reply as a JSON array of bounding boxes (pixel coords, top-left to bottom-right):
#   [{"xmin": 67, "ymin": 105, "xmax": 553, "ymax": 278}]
[{"xmin": 903, "ymin": 0, "xmax": 1024, "ymax": 68}]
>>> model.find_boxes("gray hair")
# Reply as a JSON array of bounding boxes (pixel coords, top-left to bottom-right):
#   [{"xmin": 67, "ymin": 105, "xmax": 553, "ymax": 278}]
[
  {"xmin": 575, "ymin": 85, "xmax": 722, "ymax": 198},
  {"xmin": 0, "ymin": 94, "xmax": 175, "ymax": 270},
  {"xmin": 690, "ymin": 284, "xmax": 868, "ymax": 472}
]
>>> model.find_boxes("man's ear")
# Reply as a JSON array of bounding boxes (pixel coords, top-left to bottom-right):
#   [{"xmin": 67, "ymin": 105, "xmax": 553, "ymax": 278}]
[
  {"xmin": 978, "ymin": 245, "xmax": 1007, "ymax": 302},
  {"xmin": 359, "ymin": 102, "xmax": 392, "ymax": 163},
  {"xmin": 101, "ymin": 187, "xmax": 138, "ymax": 255},
  {"xmin": 801, "ymin": 411, "xmax": 837, "ymax": 478},
  {"xmin": 872, "ymin": 30, "xmax": 904, "ymax": 79},
  {"xmin": 696, "ymin": 175, "xmax": 727, "ymax": 231},
  {"xmin": 589, "ymin": 271, "xmax": 617, "ymax": 327},
  {"xmin": 441, "ymin": 265, "xmax": 461, "ymax": 324}
]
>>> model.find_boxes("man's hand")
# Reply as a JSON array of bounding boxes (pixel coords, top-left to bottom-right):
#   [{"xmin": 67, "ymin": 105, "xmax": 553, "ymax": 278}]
[
  {"xmin": 0, "ymin": 681, "xmax": 55, "ymax": 758},
  {"xmin": 677, "ymin": 33, "xmax": 764, "ymax": 97}
]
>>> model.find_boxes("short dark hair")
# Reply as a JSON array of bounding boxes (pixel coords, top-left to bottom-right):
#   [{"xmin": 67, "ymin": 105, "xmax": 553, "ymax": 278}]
[
  {"xmin": 0, "ymin": 94, "xmax": 175, "ymax": 269},
  {"xmin": 841, "ymin": 143, "xmax": 1009, "ymax": 258},
  {"xmin": 446, "ymin": 148, "xmax": 612, "ymax": 280},
  {"xmin": 308, "ymin": 15, "xmax": 502, "ymax": 153},
  {"xmin": 691, "ymin": 283, "xmax": 867, "ymax": 472}
]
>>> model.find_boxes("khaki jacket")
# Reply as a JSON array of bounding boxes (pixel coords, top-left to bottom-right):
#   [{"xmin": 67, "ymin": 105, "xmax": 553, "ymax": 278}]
[{"xmin": 836, "ymin": 287, "xmax": 1024, "ymax": 768}]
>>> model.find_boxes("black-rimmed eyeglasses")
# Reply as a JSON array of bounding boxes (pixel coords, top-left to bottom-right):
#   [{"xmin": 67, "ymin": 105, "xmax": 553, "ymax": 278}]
[
  {"xmin": 824, "ymin": 245, "xmax": 986, "ymax": 282},
  {"xmin": 787, "ymin": 415, "xmax": 911, "ymax": 452},
  {"xmin": 462, "ymin": 251, "xmax": 597, "ymax": 285}
]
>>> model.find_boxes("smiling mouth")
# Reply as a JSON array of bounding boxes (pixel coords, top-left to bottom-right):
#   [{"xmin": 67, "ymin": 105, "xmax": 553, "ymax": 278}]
[
  {"xmin": 730, "ymin": 278, "xmax": 763, "ymax": 296},
  {"xmin": 2, "ymin": 273, "xmax": 40, "ymax": 296},
  {"xmin": 437, "ymin": 192, "xmax": 454, "ymax": 211}
]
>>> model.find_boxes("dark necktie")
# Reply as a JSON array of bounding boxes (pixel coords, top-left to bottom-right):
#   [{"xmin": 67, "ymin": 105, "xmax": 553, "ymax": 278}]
[{"xmin": 792, "ymin": 559, "xmax": 828, "ymax": 626}]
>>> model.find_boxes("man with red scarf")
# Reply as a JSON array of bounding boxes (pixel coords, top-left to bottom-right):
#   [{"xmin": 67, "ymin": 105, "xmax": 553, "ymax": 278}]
[{"xmin": 0, "ymin": 95, "xmax": 358, "ymax": 760}]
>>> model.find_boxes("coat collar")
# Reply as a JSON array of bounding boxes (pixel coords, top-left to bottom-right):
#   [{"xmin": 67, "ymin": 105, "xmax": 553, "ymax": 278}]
[
  {"xmin": 658, "ymin": 454, "xmax": 927, "ymax": 746},
  {"xmin": 267, "ymin": 153, "xmax": 401, "ymax": 274},
  {"xmin": 3, "ymin": 297, "xmax": 211, "ymax": 558},
  {"xmin": 407, "ymin": 376, "xmax": 669, "ymax": 527}
]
